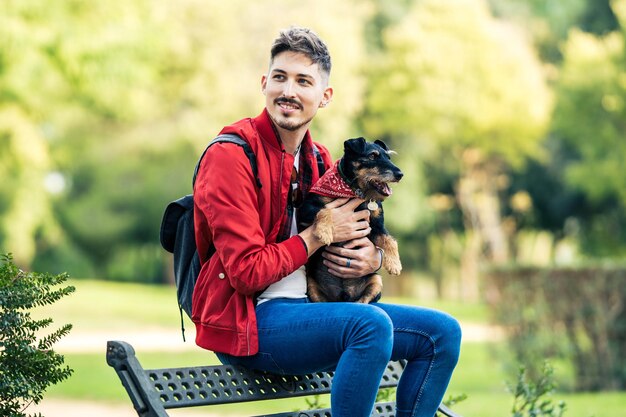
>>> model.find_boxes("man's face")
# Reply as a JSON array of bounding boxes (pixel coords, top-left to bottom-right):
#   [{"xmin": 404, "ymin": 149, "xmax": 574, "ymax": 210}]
[{"xmin": 262, "ymin": 51, "xmax": 333, "ymax": 134}]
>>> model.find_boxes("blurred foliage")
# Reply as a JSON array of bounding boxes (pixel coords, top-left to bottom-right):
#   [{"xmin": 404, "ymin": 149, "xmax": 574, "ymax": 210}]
[
  {"xmin": 0, "ymin": 0, "xmax": 369, "ymax": 280},
  {"xmin": 486, "ymin": 264, "xmax": 626, "ymax": 391},
  {"xmin": 507, "ymin": 362, "xmax": 566, "ymax": 417},
  {"xmin": 489, "ymin": 0, "xmax": 619, "ymax": 62},
  {"xmin": 0, "ymin": 0, "xmax": 625, "ymax": 285},
  {"xmin": 551, "ymin": 7, "xmax": 626, "ymax": 258},
  {"xmin": 364, "ymin": 0, "xmax": 551, "ymax": 166},
  {"xmin": 362, "ymin": 0, "xmax": 551, "ymax": 291}
]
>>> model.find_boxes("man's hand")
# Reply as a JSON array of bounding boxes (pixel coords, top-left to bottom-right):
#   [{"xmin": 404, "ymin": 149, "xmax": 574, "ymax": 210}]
[
  {"xmin": 299, "ymin": 198, "xmax": 372, "ymax": 258},
  {"xmin": 322, "ymin": 237, "xmax": 381, "ymax": 279},
  {"xmin": 322, "ymin": 198, "xmax": 371, "ymax": 243}
]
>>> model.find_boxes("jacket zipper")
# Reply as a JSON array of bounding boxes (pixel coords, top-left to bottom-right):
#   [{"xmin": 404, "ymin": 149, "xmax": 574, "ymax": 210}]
[{"xmin": 278, "ymin": 150, "xmax": 286, "ymax": 215}]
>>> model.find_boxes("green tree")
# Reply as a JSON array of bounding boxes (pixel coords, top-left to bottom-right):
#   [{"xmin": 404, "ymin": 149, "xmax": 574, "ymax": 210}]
[
  {"xmin": 0, "ymin": 1, "xmax": 61, "ymax": 268},
  {"xmin": 2, "ymin": 0, "xmax": 369, "ymax": 281},
  {"xmin": 488, "ymin": 0, "xmax": 619, "ymax": 62},
  {"xmin": 550, "ymin": 0, "xmax": 626, "ymax": 257},
  {"xmin": 363, "ymin": 0, "xmax": 552, "ymax": 297}
]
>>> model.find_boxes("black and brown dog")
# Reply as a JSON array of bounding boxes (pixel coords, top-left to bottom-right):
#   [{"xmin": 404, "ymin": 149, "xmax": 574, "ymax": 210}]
[{"xmin": 298, "ymin": 137, "xmax": 403, "ymax": 303}]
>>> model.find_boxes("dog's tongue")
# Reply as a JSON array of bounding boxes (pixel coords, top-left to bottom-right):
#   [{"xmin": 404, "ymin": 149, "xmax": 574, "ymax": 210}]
[{"xmin": 382, "ymin": 183, "xmax": 392, "ymax": 196}]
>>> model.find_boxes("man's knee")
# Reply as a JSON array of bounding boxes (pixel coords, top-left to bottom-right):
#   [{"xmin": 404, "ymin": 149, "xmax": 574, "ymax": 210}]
[
  {"xmin": 439, "ymin": 314, "xmax": 462, "ymax": 365},
  {"xmin": 352, "ymin": 306, "xmax": 393, "ymax": 358}
]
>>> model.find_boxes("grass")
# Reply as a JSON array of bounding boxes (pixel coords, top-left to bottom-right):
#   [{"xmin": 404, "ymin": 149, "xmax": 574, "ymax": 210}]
[
  {"xmin": 39, "ymin": 279, "xmax": 626, "ymax": 416},
  {"xmin": 33, "ymin": 279, "xmax": 183, "ymax": 331},
  {"xmin": 34, "ymin": 278, "xmax": 489, "ymax": 331}
]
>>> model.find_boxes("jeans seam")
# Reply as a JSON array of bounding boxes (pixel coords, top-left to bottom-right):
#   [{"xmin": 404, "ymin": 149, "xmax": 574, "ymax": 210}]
[
  {"xmin": 394, "ymin": 327, "xmax": 437, "ymax": 417},
  {"xmin": 255, "ymin": 351, "xmax": 288, "ymax": 375},
  {"xmin": 261, "ymin": 351, "xmax": 286, "ymax": 375}
]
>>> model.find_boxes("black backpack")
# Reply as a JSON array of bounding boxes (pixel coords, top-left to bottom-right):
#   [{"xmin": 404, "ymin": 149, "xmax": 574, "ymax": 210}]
[
  {"xmin": 160, "ymin": 134, "xmax": 260, "ymax": 340},
  {"xmin": 160, "ymin": 134, "xmax": 325, "ymax": 340}
]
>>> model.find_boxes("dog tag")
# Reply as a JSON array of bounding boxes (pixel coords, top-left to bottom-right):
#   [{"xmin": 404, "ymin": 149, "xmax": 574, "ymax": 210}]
[{"xmin": 367, "ymin": 200, "xmax": 378, "ymax": 211}]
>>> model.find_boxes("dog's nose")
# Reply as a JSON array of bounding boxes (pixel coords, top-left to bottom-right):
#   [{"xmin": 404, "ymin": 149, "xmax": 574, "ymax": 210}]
[{"xmin": 395, "ymin": 170, "xmax": 404, "ymax": 181}]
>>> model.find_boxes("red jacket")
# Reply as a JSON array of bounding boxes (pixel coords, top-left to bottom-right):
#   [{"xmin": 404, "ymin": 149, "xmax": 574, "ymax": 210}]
[{"xmin": 192, "ymin": 109, "xmax": 332, "ymax": 356}]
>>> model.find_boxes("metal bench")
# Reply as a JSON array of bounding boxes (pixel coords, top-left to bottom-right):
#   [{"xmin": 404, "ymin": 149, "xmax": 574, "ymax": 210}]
[{"xmin": 107, "ymin": 340, "xmax": 462, "ymax": 417}]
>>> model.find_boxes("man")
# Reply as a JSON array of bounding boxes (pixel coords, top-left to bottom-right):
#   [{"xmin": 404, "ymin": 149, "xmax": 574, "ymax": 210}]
[{"xmin": 193, "ymin": 26, "xmax": 461, "ymax": 417}]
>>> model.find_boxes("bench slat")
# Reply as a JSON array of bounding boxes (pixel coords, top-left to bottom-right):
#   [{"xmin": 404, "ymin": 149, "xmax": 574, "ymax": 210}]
[{"xmin": 144, "ymin": 360, "xmax": 404, "ymax": 408}]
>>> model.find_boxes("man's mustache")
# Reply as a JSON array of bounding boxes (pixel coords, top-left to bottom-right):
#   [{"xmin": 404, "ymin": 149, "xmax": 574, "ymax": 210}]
[{"xmin": 275, "ymin": 97, "xmax": 302, "ymax": 109}]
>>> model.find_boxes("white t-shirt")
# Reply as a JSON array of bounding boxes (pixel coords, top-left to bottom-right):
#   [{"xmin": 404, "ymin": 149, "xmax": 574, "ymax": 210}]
[{"xmin": 257, "ymin": 154, "xmax": 307, "ymax": 304}]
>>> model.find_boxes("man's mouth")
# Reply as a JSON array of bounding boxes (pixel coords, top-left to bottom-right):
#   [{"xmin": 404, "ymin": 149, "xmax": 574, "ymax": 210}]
[{"xmin": 276, "ymin": 98, "xmax": 302, "ymax": 111}]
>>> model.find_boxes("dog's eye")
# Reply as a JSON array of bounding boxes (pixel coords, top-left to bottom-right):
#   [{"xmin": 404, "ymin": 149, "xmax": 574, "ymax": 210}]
[{"xmin": 368, "ymin": 151, "xmax": 379, "ymax": 160}]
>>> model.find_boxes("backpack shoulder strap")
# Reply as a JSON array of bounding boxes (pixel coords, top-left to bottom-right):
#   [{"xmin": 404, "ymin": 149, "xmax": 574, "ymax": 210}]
[{"xmin": 193, "ymin": 134, "xmax": 262, "ymax": 189}]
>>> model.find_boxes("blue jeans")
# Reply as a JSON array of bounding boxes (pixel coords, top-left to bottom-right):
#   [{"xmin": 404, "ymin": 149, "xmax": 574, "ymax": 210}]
[{"xmin": 216, "ymin": 298, "xmax": 462, "ymax": 417}]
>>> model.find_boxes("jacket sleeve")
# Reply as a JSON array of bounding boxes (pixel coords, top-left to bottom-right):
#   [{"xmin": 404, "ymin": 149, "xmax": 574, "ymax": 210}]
[{"xmin": 194, "ymin": 143, "xmax": 307, "ymax": 296}]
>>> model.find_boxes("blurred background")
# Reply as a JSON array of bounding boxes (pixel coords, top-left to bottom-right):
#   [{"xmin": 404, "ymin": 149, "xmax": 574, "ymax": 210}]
[{"xmin": 2, "ymin": 0, "xmax": 625, "ymax": 416}]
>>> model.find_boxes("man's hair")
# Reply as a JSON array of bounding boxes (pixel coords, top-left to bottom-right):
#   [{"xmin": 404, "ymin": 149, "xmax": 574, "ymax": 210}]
[{"xmin": 270, "ymin": 27, "xmax": 331, "ymax": 78}]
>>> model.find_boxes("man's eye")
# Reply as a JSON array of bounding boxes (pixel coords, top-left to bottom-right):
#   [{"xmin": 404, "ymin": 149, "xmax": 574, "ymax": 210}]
[{"xmin": 298, "ymin": 78, "xmax": 311, "ymax": 85}]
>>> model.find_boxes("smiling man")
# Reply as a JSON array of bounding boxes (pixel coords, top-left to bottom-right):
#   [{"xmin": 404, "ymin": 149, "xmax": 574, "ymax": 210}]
[
  {"xmin": 263, "ymin": 50, "xmax": 332, "ymax": 140},
  {"xmin": 192, "ymin": 26, "xmax": 462, "ymax": 417}
]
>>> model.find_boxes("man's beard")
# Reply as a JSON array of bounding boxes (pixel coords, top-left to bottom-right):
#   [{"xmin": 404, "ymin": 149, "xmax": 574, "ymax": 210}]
[{"xmin": 268, "ymin": 111, "xmax": 314, "ymax": 132}]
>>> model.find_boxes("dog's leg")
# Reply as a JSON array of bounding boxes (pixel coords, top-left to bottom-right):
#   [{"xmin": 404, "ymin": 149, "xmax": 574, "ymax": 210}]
[
  {"xmin": 356, "ymin": 274, "xmax": 383, "ymax": 304},
  {"xmin": 313, "ymin": 208, "xmax": 334, "ymax": 245},
  {"xmin": 375, "ymin": 234, "xmax": 402, "ymax": 275}
]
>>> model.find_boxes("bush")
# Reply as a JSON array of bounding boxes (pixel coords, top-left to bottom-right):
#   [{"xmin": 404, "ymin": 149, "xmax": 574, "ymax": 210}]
[
  {"xmin": 508, "ymin": 362, "xmax": 566, "ymax": 417},
  {"xmin": 0, "ymin": 253, "xmax": 75, "ymax": 417},
  {"xmin": 485, "ymin": 264, "xmax": 626, "ymax": 391}
]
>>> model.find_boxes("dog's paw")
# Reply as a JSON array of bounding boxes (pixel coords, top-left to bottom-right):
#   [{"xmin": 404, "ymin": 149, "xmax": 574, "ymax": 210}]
[
  {"xmin": 313, "ymin": 228, "xmax": 333, "ymax": 245},
  {"xmin": 385, "ymin": 256, "xmax": 402, "ymax": 276},
  {"xmin": 376, "ymin": 234, "xmax": 402, "ymax": 275},
  {"xmin": 313, "ymin": 209, "xmax": 334, "ymax": 245}
]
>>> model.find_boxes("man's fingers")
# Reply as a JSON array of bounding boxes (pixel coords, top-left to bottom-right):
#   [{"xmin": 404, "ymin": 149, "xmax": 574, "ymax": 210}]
[
  {"xmin": 341, "ymin": 237, "xmax": 369, "ymax": 249},
  {"xmin": 325, "ymin": 198, "xmax": 365, "ymax": 210},
  {"xmin": 353, "ymin": 211, "xmax": 371, "ymax": 222},
  {"xmin": 345, "ymin": 198, "xmax": 366, "ymax": 210},
  {"xmin": 322, "ymin": 258, "xmax": 365, "ymax": 279},
  {"xmin": 324, "ymin": 197, "xmax": 350, "ymax": 209}
]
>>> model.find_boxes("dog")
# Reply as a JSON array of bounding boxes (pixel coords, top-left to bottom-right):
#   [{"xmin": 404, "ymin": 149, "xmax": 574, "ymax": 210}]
[{"xmin": 298, "ymin": 137, "xmax": 403, "ymax": 303}]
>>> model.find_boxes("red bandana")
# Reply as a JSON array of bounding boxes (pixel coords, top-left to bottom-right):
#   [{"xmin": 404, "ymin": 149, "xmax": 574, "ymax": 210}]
[{"xmin": 309, "ymin": 160, "xmax": 357, "ymax": 198}]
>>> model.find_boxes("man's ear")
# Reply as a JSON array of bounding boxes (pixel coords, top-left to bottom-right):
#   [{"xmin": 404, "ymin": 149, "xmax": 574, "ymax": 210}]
[
  {"xmin": 261, "ymin": 74, "xmax": 267, "ymax": 94},
  {"xmin": 344, "ymin": 137, "xmax": 367, "ymax": 154},
  {"xmin": 319, "ymin": 86, "xmax": 333, "ymax": 108}
]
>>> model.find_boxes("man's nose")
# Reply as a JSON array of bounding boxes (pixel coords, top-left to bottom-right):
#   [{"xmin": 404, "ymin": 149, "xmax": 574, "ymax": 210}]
[{"xmin": 282, "ymin": 80, "xmax": 296, "ymax": 97}]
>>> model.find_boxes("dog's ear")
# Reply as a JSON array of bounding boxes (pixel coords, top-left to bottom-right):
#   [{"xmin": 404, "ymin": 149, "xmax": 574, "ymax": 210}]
[
  {"xmin": 344, "ymin": 137, "xmax": 367, "ymax": 155},
  {"xmin": 374, "ymin": 140, "xmax": 389, "ymax": 151}
]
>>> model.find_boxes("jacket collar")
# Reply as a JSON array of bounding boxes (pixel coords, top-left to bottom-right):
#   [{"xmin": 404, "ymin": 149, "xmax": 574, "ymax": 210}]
[{"xmin": 254, "ymin": 109, "xmax": 314, "ymax": 155}]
